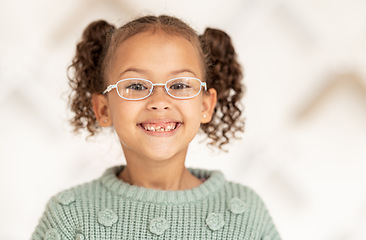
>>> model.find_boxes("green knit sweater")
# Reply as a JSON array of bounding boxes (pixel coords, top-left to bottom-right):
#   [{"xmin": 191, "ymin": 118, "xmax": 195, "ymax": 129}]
[{"xmin": 32, "ymin": 166, "xmax": 281, "ymax": 240}]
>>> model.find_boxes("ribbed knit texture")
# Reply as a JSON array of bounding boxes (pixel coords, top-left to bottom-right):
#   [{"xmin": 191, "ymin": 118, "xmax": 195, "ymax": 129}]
[{"xmin": 32, "ymin": 166, "xmax": 281, "ymax": 240}]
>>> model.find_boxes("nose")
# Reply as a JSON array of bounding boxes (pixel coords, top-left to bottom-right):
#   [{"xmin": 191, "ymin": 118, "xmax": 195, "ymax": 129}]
[{"xmin": 146, "ymin": 86, "xmax": 172, "ymax": 110}]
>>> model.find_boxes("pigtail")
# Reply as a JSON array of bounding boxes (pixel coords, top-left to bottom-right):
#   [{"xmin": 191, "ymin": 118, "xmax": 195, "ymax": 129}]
[
  {"xmin": 68, "ymin": 20, "xmax": 115, "ymax": 135},
  {"xmin": 200, "ymin": 28, "xmax": 245, "ymax": 149}
]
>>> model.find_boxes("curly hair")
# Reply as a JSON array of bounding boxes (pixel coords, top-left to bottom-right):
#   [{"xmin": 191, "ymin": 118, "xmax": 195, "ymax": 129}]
[
  {"xmin": 199, "ymin": 28, "xmax": 245, "ymax": 148},
  {"xmin": 68, "ymin": 15, "xmax": 245, "ymax": 150}
]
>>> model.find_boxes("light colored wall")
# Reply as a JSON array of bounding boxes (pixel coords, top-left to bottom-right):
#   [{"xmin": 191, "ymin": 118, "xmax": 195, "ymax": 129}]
[{"xmin": 1, "ymin": 0, "xmax": 366, "ymax": 239}]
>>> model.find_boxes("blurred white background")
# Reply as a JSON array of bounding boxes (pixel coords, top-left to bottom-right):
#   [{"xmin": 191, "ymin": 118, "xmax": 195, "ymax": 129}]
[{"xmin": 1, "ymin": 0, "xmax": 366, "ymax": 239}]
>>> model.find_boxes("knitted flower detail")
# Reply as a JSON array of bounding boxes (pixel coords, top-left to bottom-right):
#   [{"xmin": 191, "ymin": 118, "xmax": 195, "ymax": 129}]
[
  {"xmin": 228, "ymin": 198, "xmax": 246, "ymax": 214},
  {"xmin": 206, "ymin": 213, "xmax": 225, "ymax": 231},
  {"xmin": 149, "ymin": 217, "xmax": 170, "ymax": 235},
  {"xmin": 45, "ymin": 228, "xmax": 61, "ymax": 240},
  {"xmin": 57, "ymin": 190, "xmax": 75, "ymax": 206},
  {"xmin": 98, "ymin": 209, "xmax": 118, "ymax": 227},
  {"xmin": 75, "ymin": 233, "xmax": 85, "ymax": 240}
]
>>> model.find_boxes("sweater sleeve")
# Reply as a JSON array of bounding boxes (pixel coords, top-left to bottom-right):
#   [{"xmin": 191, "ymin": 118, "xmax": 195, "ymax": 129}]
[
  {"xmin": 261, "ymin": 209, "xmax": 282, "ymax": 240},
  {"xmin": 251, "ymin": 188, "xmax": 282, "ymax": 240},
  {"xmin": 31, "ymin": 193, "xmax": 76, "ymax": 240}
]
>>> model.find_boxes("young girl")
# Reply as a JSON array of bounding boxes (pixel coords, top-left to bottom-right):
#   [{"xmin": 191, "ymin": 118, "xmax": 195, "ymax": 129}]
[{"xmin": 32, "ymin": 15, "xmax": 281, "ymax": 239}]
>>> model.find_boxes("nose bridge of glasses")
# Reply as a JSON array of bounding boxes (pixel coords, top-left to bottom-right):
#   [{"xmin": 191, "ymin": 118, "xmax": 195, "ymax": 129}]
[
  {"xmin": 152, "ymin": 83, "xmax": 166, "ymax": 88},
  {"xmin": 150, "ymin": 82, "xmax": 168, "ymax": 94},
  {"xmin": 150, "ymin": 82, "xmax": 169, "ymax": 97}
]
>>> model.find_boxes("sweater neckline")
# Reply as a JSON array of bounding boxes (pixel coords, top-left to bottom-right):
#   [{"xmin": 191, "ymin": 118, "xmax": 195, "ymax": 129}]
[{"xmin": 100, "ymin": 165, "xmax": 226, "ymax": 204}]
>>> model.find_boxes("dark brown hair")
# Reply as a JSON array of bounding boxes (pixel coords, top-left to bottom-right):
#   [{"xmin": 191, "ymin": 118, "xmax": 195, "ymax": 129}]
[{"xmin": 68, "ymin": 15, "xmax": 245, "ymax": 149}]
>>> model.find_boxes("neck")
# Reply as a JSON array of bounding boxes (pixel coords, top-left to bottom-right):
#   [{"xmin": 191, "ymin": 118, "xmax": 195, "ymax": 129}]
[{"xmin": 118, "ymin": 161, "xmax": 202, "ymax": 191}]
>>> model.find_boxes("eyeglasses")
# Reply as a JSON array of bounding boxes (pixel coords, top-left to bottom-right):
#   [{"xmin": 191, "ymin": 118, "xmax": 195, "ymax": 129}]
[{"xmin": 103, "ymin": 77, "xmax": 207, "ymax": 100}]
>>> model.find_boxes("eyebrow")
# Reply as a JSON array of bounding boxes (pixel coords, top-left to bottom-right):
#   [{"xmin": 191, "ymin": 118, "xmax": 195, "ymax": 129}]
[
  {"xmin": 118, "ymin": 68, "xmax": 147, "ymax": 78},
  {"xmin": 170, "ymin": 69, "xmax": 198, "ymax": 78},
  {"xmin": 118, "ymin": 68, "xmax": 198, "ymax": 79}
]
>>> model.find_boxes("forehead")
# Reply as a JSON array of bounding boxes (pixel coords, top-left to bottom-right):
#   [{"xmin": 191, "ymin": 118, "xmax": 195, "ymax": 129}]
[{"xmin": 109, "ymin": 30, "xmax": 204, "ymax": 80}]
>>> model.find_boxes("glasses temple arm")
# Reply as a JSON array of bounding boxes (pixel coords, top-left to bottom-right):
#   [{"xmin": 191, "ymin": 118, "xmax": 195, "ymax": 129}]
[{"xmin": 103, "ymin": 85, "xmax": 116, "ymax": 95}]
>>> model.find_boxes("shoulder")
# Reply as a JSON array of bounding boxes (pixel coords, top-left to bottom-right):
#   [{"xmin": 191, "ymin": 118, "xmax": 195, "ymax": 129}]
[
  {"xmin": 193, "ymin": 168, "xmax": 273, "ymax": 218},
  {"xmin": 190, "ymin": 168, "xmax": 267, "ymax": 205},
  {"xmin": 40, "ymin": 165, "xmax": 123, "ymax": 216},
  {"xmin": 44, "ymin": 178, "xmax": 103, "ymax": 220},
  {"xmin": 50, "ymin": 165, "xmax": 122, "ymax": 205},
  {"xmin": 198, "ymin": 170, "xmax": 281, "ymax": 239},
  {"xmin": 220, "ymin": 179, "xmax": 268, "ymax": 212},
  {"xmin": 224, "ymin": 180, "xmax": 266, "ymax": 203},
  {"xmin": 222, "ymin": 179, "xmax": 282, "ymax": 239},
  {"xmin": 53, "ymin": 179, "xmax": 100, "ymax": 204},
  {"xmin": 32, "ymin": 178, "xmax": 103, "ymax": 240},
  {"xmin": 200, "ymin": 168, "xmax": 266, "ymax": 204}
]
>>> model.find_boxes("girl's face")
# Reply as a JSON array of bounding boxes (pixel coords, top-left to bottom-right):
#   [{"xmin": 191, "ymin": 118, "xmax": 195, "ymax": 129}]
[{"xmin": 93, "ymin": 30, "xmax": 216, "ymax": 164}]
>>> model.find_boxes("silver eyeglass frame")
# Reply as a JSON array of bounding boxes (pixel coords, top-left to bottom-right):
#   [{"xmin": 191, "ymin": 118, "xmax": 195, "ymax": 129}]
[{"xmin": 102, "ymin": 77, "xmax": 207, "ymax": 100}]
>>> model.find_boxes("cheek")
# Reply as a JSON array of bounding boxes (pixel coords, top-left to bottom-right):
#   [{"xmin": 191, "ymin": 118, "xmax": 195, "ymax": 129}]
[
  {"xmin": 109, "ymin": 102, "xmax": 142, "ymax": 145},
  {"xmin": 109, "ymin": 100, "xmax": 140, "ymax": 126},
  {"xmin": 180, "ymin": 99, "xmax": 203, "ymax": 123}
]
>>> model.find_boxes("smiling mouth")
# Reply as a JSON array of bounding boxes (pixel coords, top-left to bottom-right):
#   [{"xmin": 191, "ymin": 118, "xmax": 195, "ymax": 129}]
[{"xmin": 139, "ymin": 122, "xmax": 180, "ymax": 132}]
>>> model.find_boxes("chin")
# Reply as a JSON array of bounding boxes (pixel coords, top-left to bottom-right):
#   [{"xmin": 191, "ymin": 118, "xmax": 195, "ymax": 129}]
[
  {"xmin": 144, "ymin": 146, "xmax": 187, "ymax": 162},
  {"xmin": 146, "ymin": 151, "xmax": 180, "ymax": 162}
]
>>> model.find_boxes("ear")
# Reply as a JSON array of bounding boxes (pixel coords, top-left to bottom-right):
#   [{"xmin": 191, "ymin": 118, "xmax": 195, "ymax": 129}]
[
  {"xmin": 201, "ymin": 88, "xmax": 217, "ymax": 123},
  {"xmin": 92, "ymin": 94, "xmax": 112, "ymax": 127}
]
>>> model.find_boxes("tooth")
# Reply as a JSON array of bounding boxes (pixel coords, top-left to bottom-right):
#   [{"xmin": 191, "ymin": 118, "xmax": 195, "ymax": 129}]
[{"xmin": 142, "ymin": 123, "xmax": 179, "ymax": 132}]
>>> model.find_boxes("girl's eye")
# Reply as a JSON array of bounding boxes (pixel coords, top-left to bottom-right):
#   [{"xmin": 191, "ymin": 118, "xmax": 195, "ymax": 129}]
[
  {"xmin": 126, "ymin": 83, "xmax": 147, "ymax": 91},
  {"xmin": 170, "ymin": 83, "xmax": 191, "ymax": 90}
]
